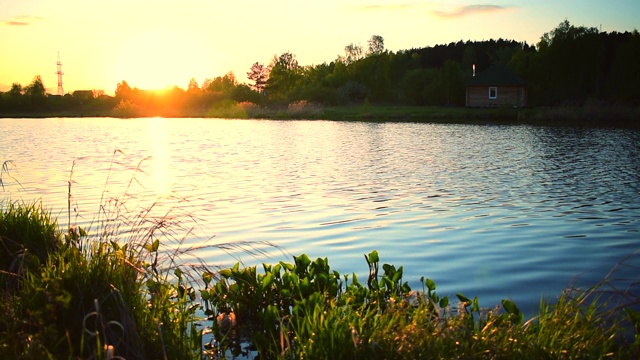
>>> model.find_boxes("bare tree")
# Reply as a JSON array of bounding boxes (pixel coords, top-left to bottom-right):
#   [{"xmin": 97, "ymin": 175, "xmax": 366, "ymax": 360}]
[
  {"xmin": 343, "ymin": 43, "xmax": 364, "ymax": 64},
  {"xmin": 367, "ymin": 35, "xmax": 385, "ymax": 56}
]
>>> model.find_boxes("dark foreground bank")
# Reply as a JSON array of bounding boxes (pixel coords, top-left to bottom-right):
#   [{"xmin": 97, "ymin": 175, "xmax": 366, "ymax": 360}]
[{"xmin": 1, "ymin": 198, "xmax": 640, "ymax": 359}]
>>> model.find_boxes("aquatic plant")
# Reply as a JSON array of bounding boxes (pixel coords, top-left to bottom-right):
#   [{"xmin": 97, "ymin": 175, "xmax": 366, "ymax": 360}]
[{"xmin": 201, "ymin": 250, "xmax": 640, "ymax": 359}]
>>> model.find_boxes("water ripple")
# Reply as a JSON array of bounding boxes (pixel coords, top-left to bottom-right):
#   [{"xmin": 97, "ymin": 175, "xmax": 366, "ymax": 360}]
[{"xmin": 2, "ymin": 119, "xmax": 640, "ymax": 311}]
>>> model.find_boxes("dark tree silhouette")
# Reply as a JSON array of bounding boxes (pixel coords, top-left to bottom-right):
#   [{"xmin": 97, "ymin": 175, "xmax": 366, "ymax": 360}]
[
  {"xmin": 265, "ymin": 52, "xmax": 301, "ymax": 102},
  {"xmin": 367, "ymin": 35, "xmax": 385, "ymax": 56},
  {"xmin": 247, "ymin": 62, "xmax": 268, "ymax": 93}
]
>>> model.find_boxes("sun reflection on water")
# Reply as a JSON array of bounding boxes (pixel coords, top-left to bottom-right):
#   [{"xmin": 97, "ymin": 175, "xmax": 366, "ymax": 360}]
[{"xmin": 145, "ymin": 117, "xmax": 171, "ymax": 195}]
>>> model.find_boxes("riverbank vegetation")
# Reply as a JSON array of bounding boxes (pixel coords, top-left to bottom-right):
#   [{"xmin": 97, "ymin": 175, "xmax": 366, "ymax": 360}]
[
  {"xmin": 1, "ymin": 20, "xmax": 639, "ymax": 125},
  {"xmin": 1, "ymin": 197, "xmax": 640, "ymax": 359}
]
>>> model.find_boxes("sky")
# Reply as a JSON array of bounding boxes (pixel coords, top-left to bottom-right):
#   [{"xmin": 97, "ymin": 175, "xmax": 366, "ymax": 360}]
[{"xmin": 1, "ymin": 1, "xmax": 638, "ymax": 95}]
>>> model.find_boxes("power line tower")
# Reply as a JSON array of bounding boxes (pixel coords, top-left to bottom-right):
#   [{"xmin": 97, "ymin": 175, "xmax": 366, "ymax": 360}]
[{"xmin": 56, "ymin": 52, "xmax": 64, "ymax": 95}]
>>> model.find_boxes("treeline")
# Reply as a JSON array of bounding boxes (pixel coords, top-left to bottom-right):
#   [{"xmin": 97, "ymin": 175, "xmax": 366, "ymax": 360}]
[{"xmin": 1, "ymin": 20, "xmax": 639, "ymax": 116}]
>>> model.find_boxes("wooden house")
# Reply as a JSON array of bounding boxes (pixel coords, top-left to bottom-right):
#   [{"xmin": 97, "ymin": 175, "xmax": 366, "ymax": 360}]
[{"xmin": 465, "ymin": 66, "xmax": 527, "ymax": 107}]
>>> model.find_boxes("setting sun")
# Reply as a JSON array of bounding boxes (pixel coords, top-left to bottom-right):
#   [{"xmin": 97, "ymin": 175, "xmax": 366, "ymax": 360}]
[{"xmin": 1, "ymin": 0, "xmax": 639, "ymax": 95}]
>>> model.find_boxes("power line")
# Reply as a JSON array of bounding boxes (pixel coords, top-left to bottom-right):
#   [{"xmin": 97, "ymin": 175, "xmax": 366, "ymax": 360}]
[{"xmin": 56, "ymin": 52, "xmax": 64, "ymax": 95}]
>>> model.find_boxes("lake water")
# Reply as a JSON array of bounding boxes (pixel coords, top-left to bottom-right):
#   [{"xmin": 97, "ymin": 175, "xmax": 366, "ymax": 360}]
[{"xmin": 1, "ymin": 117, "xmax": 639, "ymax": 313}]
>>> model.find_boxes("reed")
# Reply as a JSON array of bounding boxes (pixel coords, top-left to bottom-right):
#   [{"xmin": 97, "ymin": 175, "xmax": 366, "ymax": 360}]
[{"xmin": 0, "ymin": 155, "xmax": 279, "ymax": 359}]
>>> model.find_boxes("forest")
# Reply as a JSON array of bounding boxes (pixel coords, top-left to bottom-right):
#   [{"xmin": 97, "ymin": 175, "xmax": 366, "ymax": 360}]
[{"xmin": 1, "ymin": 20, "xmax": 639, "ymax": 116}]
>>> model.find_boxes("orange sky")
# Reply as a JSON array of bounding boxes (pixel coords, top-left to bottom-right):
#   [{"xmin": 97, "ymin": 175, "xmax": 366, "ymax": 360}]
[{"xmin": 1, "ymin": 1, "xmax": 638, "ymax": 95}]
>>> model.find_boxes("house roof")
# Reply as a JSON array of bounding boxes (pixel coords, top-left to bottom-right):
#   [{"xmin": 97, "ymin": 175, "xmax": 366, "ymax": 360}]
[{"xmin": 466, "ymin": 65, "xmax": 527, "ymax": 86}]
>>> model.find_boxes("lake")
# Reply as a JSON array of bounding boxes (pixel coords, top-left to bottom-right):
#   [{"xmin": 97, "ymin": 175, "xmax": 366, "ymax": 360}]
[{"xmin": 1, "ymin": 117, "xmax": 639, "ymax": 313}]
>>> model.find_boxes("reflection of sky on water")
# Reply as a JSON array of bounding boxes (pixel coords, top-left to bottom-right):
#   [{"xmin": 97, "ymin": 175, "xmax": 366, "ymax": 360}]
[{"xmin": 1, "ymin": 118, "xmax": 639, "ymax": 313}]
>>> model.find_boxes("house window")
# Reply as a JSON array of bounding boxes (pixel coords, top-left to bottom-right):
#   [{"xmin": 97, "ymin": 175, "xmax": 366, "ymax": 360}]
[{"xmin": 489, "ymin": 87, "xmax": 497, "ymax": 99}]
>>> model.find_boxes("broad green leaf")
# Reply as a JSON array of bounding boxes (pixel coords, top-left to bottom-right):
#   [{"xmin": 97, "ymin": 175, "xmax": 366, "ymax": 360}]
[
  {"xmin": 367, "ymin": 250, "xmax": 379, "ymax": 264},
  {"xmin": 439, "ymin": 297, "xmax": 449, "ymax": 308},
  {"xmin": 329, "ymin": 283, "xmax": 339, "ymax": 297},
  {"xmin": 381, "ymin": 277, "xmax": 393, "ymax": 289},
  {"xmin": 401, "ymin": 282, "xmax": 411, "ymax": 293},
  {"xmin": 294, "ymin": 254, "xmax": 311, "ymax": 269},
  {"xmin": 502, "ymin": 299, "xmax": 520, "ymax": 315},
  {"xmin": 261, "ymin": 273, "xmax": 275, "ymax": 291},
  {"xmin": 281, "ymin": 288, "xmax": 291, "ymax": 298},
  {"xmin": 456, "ymin": 293, "xmax": 472, "ymax": 304},
  {"xmin": 215, "ymin": 282, "xmax": 226, "ymax": 295},
  {"xmin": 300, "ymin": 277, "xmax": 311, "ymax": 293},
  {"xmin": 289, "ymin": 272, "xmax": 299, "ymax": 284},
  {"xmin": 280, "ymin": 261, "xmax": 294, "ymax": 271},
  {"xmin": 426, "ymin": 278, "xmax": 436, "ymax": 291},
  {"xmin": 202, "ymin": 272, "xmax": 213, "ymax": 285},
  {"xmin": 316, "ymin": 272, "xmax": 329, "ymax": 286},
  {"xmin": 392, "ymin": 269, "xmax": 403, "ymax": 283},
  {"xmin": 383, "ymin": 263, "xmax": 394, "ymax": 274}
]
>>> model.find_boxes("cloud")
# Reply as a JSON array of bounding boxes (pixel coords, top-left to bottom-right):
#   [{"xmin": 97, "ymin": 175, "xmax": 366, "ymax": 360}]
[
  {"xmin": 432, "ymin": 4, "xmax": 514, "ymax": 18},
  {"xmin": 351, "ymin": 3, "xmax": 423, "ymax": 11},
  {"xmin": 1, "ymin": 15, "xmax": 44, "ymax": 26}
]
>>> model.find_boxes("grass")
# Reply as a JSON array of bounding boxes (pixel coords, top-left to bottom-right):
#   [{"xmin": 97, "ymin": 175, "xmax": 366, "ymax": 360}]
[
  {"xmin": 0, "ymin": 155, "xmax": 280, "ymax": 359},
  {"xmin": 201, "ymin": 251, "xmax": 640, "ymax": 359},
  {"xmin": 4, "ymin": 101, "xmax": 639, "ymax": 127},
  {"xmin": 1, "ymin": 159, "xmax": 640, "ymax": 359},
  {"xmin": 0, "ymin": 192, "xmax": 208, "ymax": 358}
]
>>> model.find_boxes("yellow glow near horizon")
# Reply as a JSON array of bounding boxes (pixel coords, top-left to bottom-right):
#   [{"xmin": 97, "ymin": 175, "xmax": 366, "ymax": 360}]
[
  {"xmin": 110, "ymin": 29, "xmax": 214, "ymax": 91},
  {"xmin": 1, "ymin": 1, "xmax": 639, "ymax": 94}
]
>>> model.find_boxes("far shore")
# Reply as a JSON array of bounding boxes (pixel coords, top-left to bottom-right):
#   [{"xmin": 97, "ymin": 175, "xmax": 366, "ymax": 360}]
[{"xmin": 2, "ymin": 104, "xmax": 639, "ymax": 128}]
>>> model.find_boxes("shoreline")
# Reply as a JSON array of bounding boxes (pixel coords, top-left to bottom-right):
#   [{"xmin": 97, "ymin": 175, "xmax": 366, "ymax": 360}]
[{"xmin": 1, "ymin": 105, "xmax": 639, "ymax": 128}]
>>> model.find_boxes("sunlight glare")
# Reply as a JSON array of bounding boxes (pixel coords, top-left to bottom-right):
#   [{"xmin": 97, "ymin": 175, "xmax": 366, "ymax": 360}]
[
  {"xmin": 146, "ymin": 118, "xmax": 171, "ymax": 195},
  {"xmin": 115, "ymin": 29, "xmax": 206, "ymax": 90}
]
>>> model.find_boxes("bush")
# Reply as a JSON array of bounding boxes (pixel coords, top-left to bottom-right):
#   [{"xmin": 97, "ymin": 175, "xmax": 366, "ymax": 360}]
[
  {"xmin": 206, "ymin": 99, "xmax": 250, "ymax": 118},
  {"xmin": 112, "ymin": 99, "xmax": 143, "ymax": 118},
  {"xmin": 300, "ymin": 85, "xmax": 343, "ymax": 106},
  {"xmin": 287, "ymin": 100, "xmax": 323, "ymax": 118},
  {"xmin": 339, "ymin": 81, "xmax": 370, "ymax": 104}
]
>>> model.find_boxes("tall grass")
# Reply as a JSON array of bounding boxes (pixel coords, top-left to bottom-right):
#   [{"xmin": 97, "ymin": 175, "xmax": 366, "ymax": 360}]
[{"xmin": 0, "ymin": 154, "xmax": 280, "ymax": 359}]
